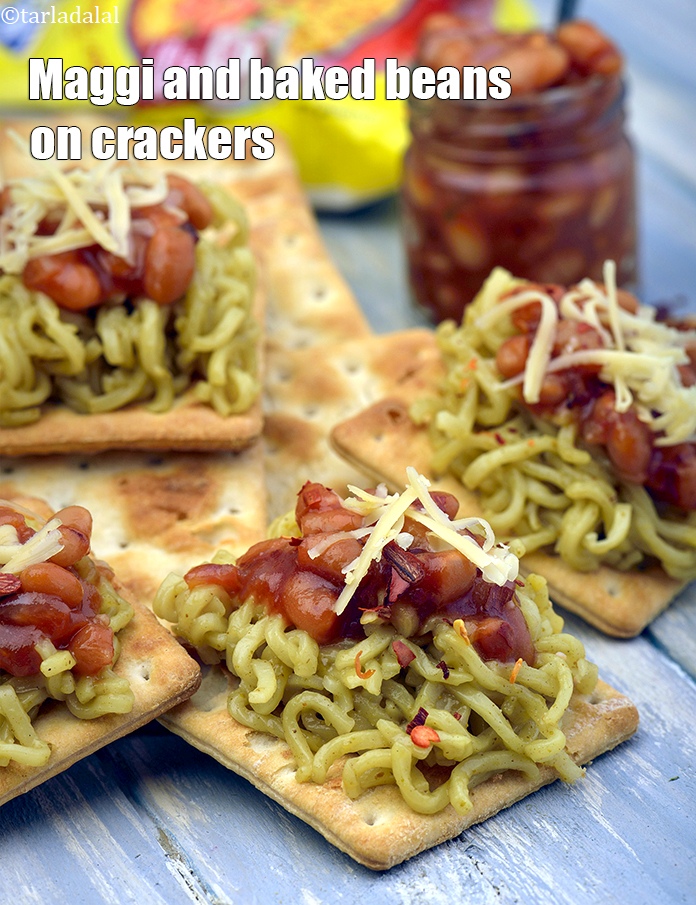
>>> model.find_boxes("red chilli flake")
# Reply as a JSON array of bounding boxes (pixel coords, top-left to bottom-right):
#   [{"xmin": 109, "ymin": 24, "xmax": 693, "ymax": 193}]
[
  {"xmin": 406, "ymin": 707, "xmax": 428, "ymax": 734},
  {"xmin": 453, "ymin": 712, "xmax": 462, "ymax": 721},
  {"xmin": 436, "ymin": 660, "xmax": 450, "ymax": 679},
  {"xmin": 354, "ymin": 650, "xmax": 375, "ymax": 680},
  {"xmin": 392, "ymin": 640, "xmax": 416, "ymax": 669},
  {"xmin": 509, "ymin": 658, "xmax": 524, "ymax": 684},
  {"xmin": 411, "ymin": 726, "xmax": 441, "ymax": 748},
  {"xmin": 494, "ymin": 432, "xmax": 505, "ymax": 445}
]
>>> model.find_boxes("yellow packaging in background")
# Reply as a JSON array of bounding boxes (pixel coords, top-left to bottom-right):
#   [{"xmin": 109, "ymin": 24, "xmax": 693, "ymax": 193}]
[{"xmin": 0, "ymin": 0, "xmax": 534, "ymax": 208}]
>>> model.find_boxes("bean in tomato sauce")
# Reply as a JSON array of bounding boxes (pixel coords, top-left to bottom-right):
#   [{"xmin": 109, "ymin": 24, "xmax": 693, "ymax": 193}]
[
  {"xmin": 21, "ymin": 174, "xmax": 212, "ymax": 311},
  {"xmin": 184, "ymin": 482, "xmax": 534, "ymax": 664},
  {"xmin": 495, "ymin": 286, "xmax": 696, "ymax": 510},
  {"xmin": 0, "ymin": 504, "xmax": 116, "ymax": 677}
]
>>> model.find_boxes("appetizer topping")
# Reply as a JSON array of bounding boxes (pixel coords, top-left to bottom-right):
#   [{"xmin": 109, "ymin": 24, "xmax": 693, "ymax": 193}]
[
  {"xmin": 156, "ymin": 478, "xmax": 599, "ymax": 819},
  {"xmin": 0, "ymin": 502, "xmax": 116, "ymax": 677},
  {"xmin": 0, "ymin": 160, "xmax": 257, "ymax": 426},
  {"xmin": 481, "ymin": 265, "xmax": 696, "ymax": 508},
  {"xmin": 183, "ymin": 471, "xmax": 532, "ymax": 663},
  {"xmin": 1, "ymin": 161, "xmax": 213, "ymax": 309}
]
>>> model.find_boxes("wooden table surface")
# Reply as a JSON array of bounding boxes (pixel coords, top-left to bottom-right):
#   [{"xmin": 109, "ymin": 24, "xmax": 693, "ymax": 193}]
[{"xmin": 2, "ymin": 0, "xmax": 695, "ymax": 902}]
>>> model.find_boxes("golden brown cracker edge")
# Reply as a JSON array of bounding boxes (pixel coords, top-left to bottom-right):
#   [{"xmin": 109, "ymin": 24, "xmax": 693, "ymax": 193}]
[
  {"xmin": 0, "ymin": 392, "xmax": 264, "ymax": 457},
  {"xmin": 329, "ymin": 396, "xmax": 686, "ymax": 637},
  {"xmin": 159, "ymin": 670, "xmax": 638, "ymax": 870},
  {"xmin": 0, "ymin": 594, "xmax": 201, "ymax": 808}
]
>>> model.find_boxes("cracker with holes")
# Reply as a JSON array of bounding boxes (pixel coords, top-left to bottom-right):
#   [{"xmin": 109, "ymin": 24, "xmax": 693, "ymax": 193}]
[
  {"xmin": 264, "ymin": 329, "xmax": 442, "ymax": 521},
  {"xmin": 330, "ymin": 268, "xmax": 696, "ymax": 636},
  {"xmin": 152, "ymin": 472, "xmax": 638, "ymax": 870},
  {"xmin": 0, "ymin": 444, "xmax": 267, "ymax": 607},
  {"xmin": 0, "ymin": 494, "xmax": 201, "ymax": 807}
]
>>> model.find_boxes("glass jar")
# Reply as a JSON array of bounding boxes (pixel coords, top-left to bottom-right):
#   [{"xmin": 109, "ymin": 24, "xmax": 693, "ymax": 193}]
[{"xmin": 402, "ymin": 74, "xmax": 637, "ymax": 323}]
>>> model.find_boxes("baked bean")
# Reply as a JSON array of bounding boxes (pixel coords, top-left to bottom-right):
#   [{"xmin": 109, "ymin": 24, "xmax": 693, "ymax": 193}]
[
  {"xmin": 430, "ymin": 490, "xmax": 461, "ymax": 520},
  {"xmin": 23, "ymin": 251, "xmax": 102, "ymax": 310},
  {"xmin": 495, "ymin": 334, "xmax": 530, "ymax": 377},
  {"xmin": 511, "ymin": 301, "xmax": 542, "ymax": 332},
  {"xmin": 678, "ymin": 364, "xmax": 696, "ymax": 388},
  {"xmin": 0, "ymin": 507, "xmax": 35, "ymax": 543},
  {"xmin": 537, "ymin": 373, "xmax": 568, "ymax": 406},
  {"xmin": 557, "ymin": 20, "xmax": 622, "ymax": 77},
  {"xmin": 166, "ymin": 174, "xmax": 214, "ymax": 230},
  {"xmin": 68, "ymin": 621, "xmax": 114, "ymax": 676},
  {"xmin": 553, "ymin": 319, "xmax": 603, "ymax": 355},
  {"xmin": 496, "ymin": 35, "xmax": 570, "ymax": 94},
  {"xmin": 185, "ymin": 562, "xmax": 241, "ymax": 594},
  {"xmin": 606, "ymin": 412, "xmax": 652, "ymax": 483},
  {"xmin": 299, "ymin": 507, "xmax": 364, "ymax": 536},
  {"xmin": 132, "ymin": 205, "xmax": 183, "ymax": 232},
  {"xmin": 281, "ymin": 572, "xmax": 338, "ymax": 645},
  {"xmin": 20, "ymin": 562, "xmax": 84, "ymax": 608},
  {"xmin": 296, "ymin": 482, "xmax": 365, "ymax": 534},
  {"xmin": 582, "ymin": 391, "xmax": 615, "ymax": 445},
  {"xmin": 420, "ymin": 549, "xmax": 477, "ymax": 605},
  {"xmin": 616, "ymin": 288, "xmax": 640, "ymax": 313},
  {"xmin": 649, "ymin": 445, "xmax": 696, "ymax": 511},
  {"xmin": 297, "ymin": 536, "xmax": 363, "ymax": 583},
  {"xmin": 50, "ymin": 505, "xmax": 92, "ymax": 568},
  {"xmin": 143, "ymin": 226, "xmax": 196, "ymax": 305}
]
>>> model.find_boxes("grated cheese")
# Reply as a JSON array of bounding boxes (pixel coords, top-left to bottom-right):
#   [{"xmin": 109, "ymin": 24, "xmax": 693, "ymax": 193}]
[
  {"xmin": 0, "ymin": 151, "xmax": 168, "ymax": 273},
  {"xmin": 1, "ymin": 517, "xmax": 64, "ymax": 573},
  {"xmin": 334, "ymin": 468, "xmax": 519, "ymax": 616}
]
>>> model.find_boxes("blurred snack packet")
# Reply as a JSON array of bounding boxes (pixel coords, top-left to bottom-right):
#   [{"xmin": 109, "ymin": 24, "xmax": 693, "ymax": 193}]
[{"xmin": 0, "ymin": 0, "xmax": 533, "ymax": 209}]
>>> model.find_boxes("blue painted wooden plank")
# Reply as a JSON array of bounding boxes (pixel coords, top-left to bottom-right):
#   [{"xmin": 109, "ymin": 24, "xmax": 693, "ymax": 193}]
[
  {"xmin": 69, "ymin": 619, "xmax": 693, "ymax": 905},
  {"xmin": 0, "ymin": 746, "xmax": 202, "ymax": 905}
]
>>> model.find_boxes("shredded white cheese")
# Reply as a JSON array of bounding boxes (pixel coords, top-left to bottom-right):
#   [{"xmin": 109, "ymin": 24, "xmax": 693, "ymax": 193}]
[
  {"xmin": 333, "ymin": 468, "xmax": 519, "ymax": 616},
  {"xmin": 0, "ymin": 151, "xmax": 168, "ymax": 272},
  {"xmin": 1, "ymin": 517, "xmax": 64, "ymax": 573}
]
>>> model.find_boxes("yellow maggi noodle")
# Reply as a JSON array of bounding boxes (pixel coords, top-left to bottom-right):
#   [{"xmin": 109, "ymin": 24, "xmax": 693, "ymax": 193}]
[
  {"xmin": 411, "ymin": 271, "xmax": 696, "ymax": 580},
  {"xmin": 154, "ymin": 566, "xmax": 597, "ymax": 815},
  {"xmin": 0, "ymin": 183, "xmax": 258, "ymax": 426}
]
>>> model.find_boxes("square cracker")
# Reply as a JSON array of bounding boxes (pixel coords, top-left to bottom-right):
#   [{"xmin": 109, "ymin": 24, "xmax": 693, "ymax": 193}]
[
  {"xmin": 0, "ymin": 494, "xmax": 202, "ymax": 806},
  {"xmin": 155, "ymin": 334, "xmax": 638, "ymax": 869},
  {"xmin": 328, "ymin": 331, "xmax": 687, "ymax": 636},
  {"xmin": 264, "ymin": 328, "xmax": 443, "ymax": 521},
  {"xmin": 0, "ymin": 118, "xmax": 268, "ymax": 456},
  {"xmin": 159, "ymin": 669, "xmax": 637, "ymax": 870}
]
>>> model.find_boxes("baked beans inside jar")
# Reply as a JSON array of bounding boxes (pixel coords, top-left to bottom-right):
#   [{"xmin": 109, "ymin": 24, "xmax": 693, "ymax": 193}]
[
  {"xmin": 184, "ymin": 481, "xmax": 535, "ymax": 664},
  {"xmin": 0, "ymin": 503, "xmax": 117, "ymax": 677},
  {"xmin": 402, "ymin": 18, "xmax": 636, "ymax": 323}
]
